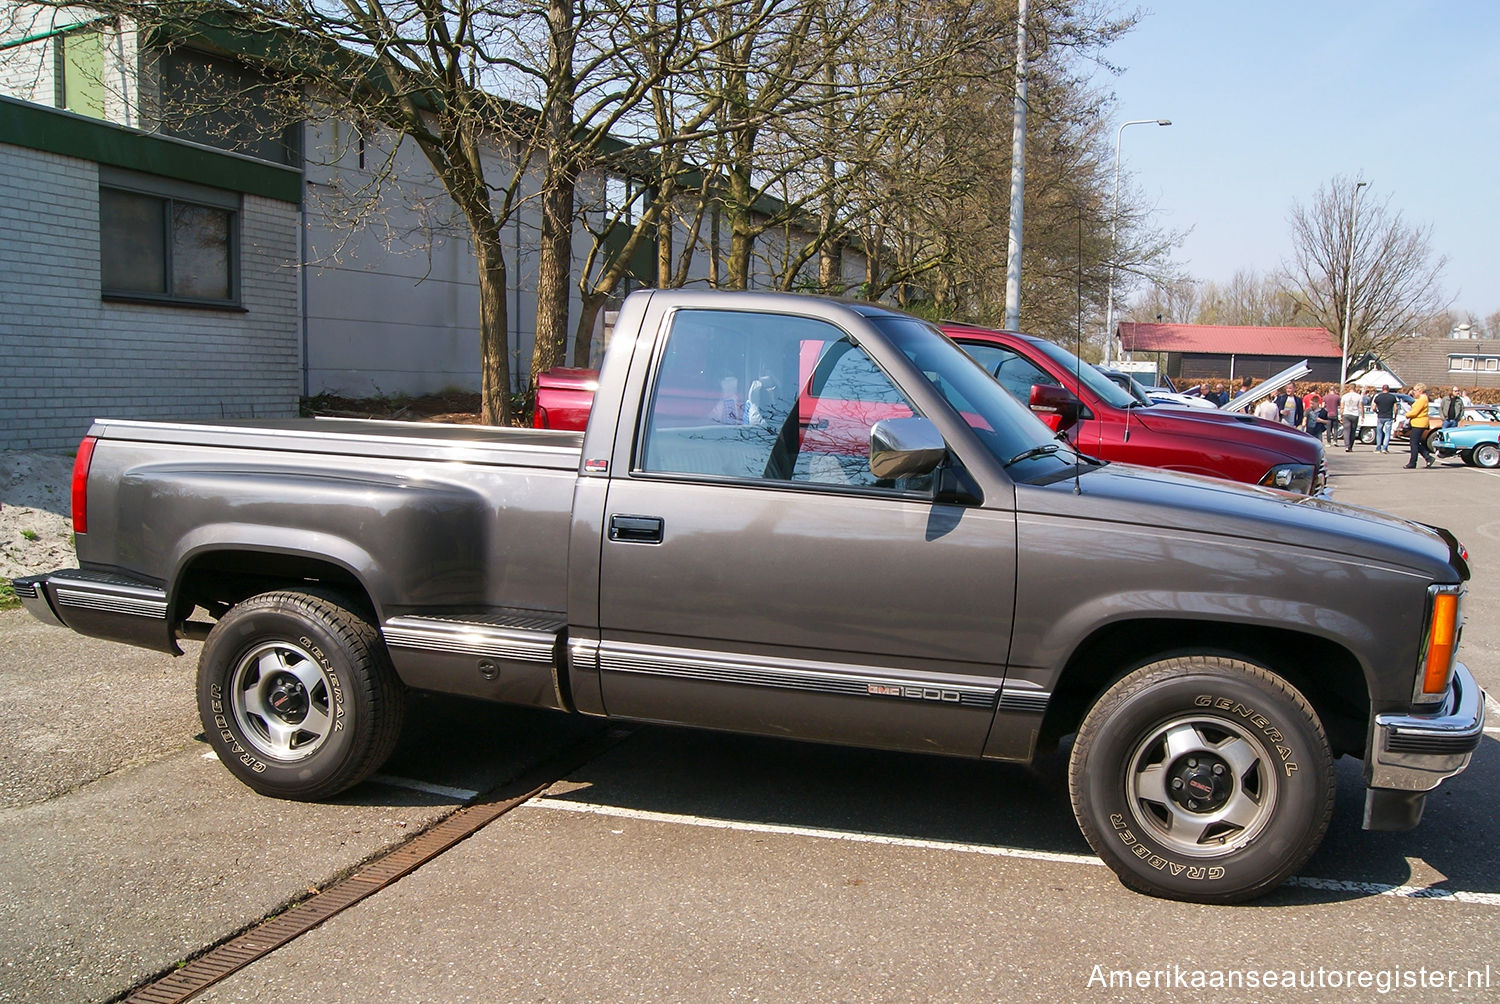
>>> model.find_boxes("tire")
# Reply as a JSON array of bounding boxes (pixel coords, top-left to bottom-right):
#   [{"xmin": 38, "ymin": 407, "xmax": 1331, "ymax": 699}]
[
  {"xmin": 1358, "ymin": 426, "xmax": 1375, "ymax": 445},
  {"xmin": 1475, "ymin": 443, "xmax": 1500, "ymax": 469},
  {"xmin": 1460, "ymin": 450, "xmax": 1475, "ymax": 467},
  {"xmin": 197, "ymin": 589, "xmax": 405, "ymax": 800},
  {"xmin": 1068, "ymin": 655, "xmax": 1334, "ymax": 903}
]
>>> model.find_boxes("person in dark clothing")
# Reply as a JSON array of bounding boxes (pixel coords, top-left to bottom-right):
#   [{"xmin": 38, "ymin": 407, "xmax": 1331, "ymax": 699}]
[
  {"xmin": 1304, "ymin": 404, "xmax": 1326, "ymax": 439},
  {"xmin": 1373, "ymin": 385, "xmax": 1398, "ymax": 453}
]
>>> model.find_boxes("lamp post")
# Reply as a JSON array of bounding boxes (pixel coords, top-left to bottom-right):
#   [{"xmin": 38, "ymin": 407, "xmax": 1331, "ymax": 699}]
[
  {"xmin": 1103, "ymin": 118, "xmax": 1171, "ymax": 368},
  {"xmin": 1338, "ymin": 180, "xmax": 1370, "ymax": 389}
]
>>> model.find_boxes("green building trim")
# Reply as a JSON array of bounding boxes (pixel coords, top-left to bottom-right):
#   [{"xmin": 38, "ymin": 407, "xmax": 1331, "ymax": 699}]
[{"xmin": 0, "ymin": 94, "xmax": 301, "ymax": 203}]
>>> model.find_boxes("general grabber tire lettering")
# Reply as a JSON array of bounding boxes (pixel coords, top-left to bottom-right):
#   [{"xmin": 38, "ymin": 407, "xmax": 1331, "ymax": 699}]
[
  {"xmin": 1068, "ymin": 655, "xmax": 1334, "ymax": 903},
  {"xmin": 196, "ymin": 590, "xmax": 406, "ymax": 800}
]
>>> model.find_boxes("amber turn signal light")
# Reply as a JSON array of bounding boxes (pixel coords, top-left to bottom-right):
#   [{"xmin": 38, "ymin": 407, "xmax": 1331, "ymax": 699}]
[{"xmin": 1422, "ymin": 592, "xmax": 1459, "ymax": 695}]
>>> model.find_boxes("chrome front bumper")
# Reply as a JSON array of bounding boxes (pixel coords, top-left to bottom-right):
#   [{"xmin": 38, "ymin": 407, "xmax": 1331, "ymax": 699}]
[{"xmin": 1369, "ymin": 662, "xmax": 1485, "ymax": 793}]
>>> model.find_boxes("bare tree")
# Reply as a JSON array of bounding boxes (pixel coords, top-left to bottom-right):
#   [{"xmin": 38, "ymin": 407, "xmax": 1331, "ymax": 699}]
[{"xmin": 1284, "ymin": 176, "xmax": 1450, "ymax": 365}]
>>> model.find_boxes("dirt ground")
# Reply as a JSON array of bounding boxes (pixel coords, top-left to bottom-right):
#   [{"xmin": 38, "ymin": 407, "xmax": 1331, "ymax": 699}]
[
  {"xmin": 0, "ymin": 452, "xmax": 75, "ymax": 584},
  {"xmin": 301, "ymin": 389, "xmax": 484, "ymax": 425}
]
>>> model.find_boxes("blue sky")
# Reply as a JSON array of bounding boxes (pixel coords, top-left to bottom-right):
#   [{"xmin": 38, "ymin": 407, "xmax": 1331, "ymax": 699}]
[{"xmin": 1090, "ymin": 0, "xmax": 1498, "ymax": 318}]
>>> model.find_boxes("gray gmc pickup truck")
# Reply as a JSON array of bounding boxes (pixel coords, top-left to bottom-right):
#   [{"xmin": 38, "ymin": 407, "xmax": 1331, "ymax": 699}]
[{"xmin": 14, "ymin": 290, "xmax": 1484, "ymax": 903}]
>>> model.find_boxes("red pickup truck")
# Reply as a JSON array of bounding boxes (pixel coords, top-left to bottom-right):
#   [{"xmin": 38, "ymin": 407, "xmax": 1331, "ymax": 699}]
[
  {"xmin": 942, "ymin": 324, "xmax": 1326, "ymax": 495},
  {"xmin": 536, "ymin": 320, "xmax": 1327, "ymax": 495}
]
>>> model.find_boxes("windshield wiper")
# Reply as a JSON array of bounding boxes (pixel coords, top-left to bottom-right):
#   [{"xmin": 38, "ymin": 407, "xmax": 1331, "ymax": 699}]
[{"xmin": 1005, "ymin": 442, "xmax": 1065, "ymax": 467}]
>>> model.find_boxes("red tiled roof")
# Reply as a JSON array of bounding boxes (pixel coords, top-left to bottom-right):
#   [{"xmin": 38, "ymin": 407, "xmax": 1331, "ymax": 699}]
[{"xmin": 1118, "ymin": 323, "xmax": 1340, "ymax": 358}]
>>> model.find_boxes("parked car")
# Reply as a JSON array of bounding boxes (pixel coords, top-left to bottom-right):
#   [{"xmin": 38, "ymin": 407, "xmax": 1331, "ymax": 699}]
[
  {"xmin": 1431, "ymin": 423, "xmax": 1500, "ymax": 468},
  {"xmin": 1098, "ymin": 368, "xmax": 1216, "ymax": 410},
  {"xmin": 1356, "ymin": 394, "xmax": 1414, "ymax": 445}
]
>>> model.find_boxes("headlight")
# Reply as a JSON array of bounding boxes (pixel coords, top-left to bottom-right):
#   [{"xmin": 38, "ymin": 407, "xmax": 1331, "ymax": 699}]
[{"xmin": 1259, "ymin": 463, "xmax": 1316, "ymax": 495}]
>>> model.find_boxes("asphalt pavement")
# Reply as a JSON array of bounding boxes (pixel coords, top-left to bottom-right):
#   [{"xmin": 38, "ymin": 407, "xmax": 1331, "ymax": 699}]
[{"xmin": 3, "ymin": 445, "xmax": 1498, "ymax": 1003}]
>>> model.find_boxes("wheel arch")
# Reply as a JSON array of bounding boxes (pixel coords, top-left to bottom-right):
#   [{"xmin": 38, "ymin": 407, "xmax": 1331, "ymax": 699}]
[
  {"xmin": 170, "ymin": 533, "xmax": 381, "ymax": 629},
  {"xmin": 1039, "ymin": 618, "xmax": 1371, "ymax": 758}
]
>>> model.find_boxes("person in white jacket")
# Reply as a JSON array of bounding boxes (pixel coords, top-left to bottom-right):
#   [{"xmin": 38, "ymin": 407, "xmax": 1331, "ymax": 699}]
[{"xmin": 1340, "ymin": 384, "xmax": 1364, "ymax": 452}]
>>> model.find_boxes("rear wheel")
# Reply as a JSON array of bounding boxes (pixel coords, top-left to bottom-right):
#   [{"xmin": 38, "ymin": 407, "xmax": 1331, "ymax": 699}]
[
  {"xmin": 1068, "ymin": 655, "xmax": 1334, "ymax": 903},
  {"xmin": 197, "ymin": 589, "xmax": 405, "ymax": 800},
  {"xmin": 1474, "ymin": 443, "xmax": 1500, "ymax": 469},
  {"xmin": 1358, "ymin": 426, "xmax": 1375, "ymax": 444}
]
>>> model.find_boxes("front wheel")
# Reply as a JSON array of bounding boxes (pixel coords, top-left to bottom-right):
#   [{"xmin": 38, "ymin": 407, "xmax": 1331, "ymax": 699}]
[
  {"xmin": 1358, "ymin": 426, "xmax": 1376, "ymax": 444},
  {"xmin": 1068, "ymin": 655, "xmax": 1334, "ymax": 903},
  {"xmin": 197, "ymin": 590, "xmax": 406, "ymax": 800},
  {"xmin": 1473, "ymin": 443, "xmax": 1500, "ymax": 469}
]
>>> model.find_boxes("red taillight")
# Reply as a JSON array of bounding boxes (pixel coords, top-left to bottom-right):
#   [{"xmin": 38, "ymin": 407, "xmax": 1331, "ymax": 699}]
[
  {"xmin": 71, "ymin": 436, "xmax": 97, "ymax": 535},
  {"xmin": 533, "ymin": 406, "xmax": 550, "ymax": 429}
]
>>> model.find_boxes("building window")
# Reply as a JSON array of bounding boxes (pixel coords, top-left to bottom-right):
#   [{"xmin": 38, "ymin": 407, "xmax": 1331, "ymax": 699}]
[
  {"xmin": 100, "ymin": 169, "xmax": 240, "ymax": 307},
  {"xmin": 1450, "ymin": 356, "xmax": 1477, "ymax": 371},
  {"xmin": 58, "ymin": 29, "xmax": 107, "ymax": 119}
]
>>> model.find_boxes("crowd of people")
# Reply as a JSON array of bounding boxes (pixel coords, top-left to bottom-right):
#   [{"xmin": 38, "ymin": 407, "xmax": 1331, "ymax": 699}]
[{"xmin": 1244, "ymin": 380, "xmax": 1472, "ymax": 470}]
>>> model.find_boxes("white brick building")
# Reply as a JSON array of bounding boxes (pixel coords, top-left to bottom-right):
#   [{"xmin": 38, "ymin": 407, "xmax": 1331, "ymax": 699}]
[
  {"xmin": 0, "ymin": 96, "xmax": 301, "ymax": 451},
  {"xmin": 2, "ymin": 10, "xmax": 867, "ymax": 432}
]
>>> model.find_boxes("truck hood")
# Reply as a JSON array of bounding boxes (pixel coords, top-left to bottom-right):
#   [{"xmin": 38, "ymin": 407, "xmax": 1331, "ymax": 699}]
[
  {"xmin": 1021, "ymin": 461, "xmax": 1461, "ymax": 580},
  {"xmin": 1131, "ymin": 405, "xmax": 1320, "ymax": 463}
]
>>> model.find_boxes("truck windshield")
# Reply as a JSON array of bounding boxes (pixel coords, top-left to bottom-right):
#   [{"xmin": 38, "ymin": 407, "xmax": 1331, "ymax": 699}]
[{"xmin": 872, "ymin": 317, "xmax": 1085, "ymax": 476}]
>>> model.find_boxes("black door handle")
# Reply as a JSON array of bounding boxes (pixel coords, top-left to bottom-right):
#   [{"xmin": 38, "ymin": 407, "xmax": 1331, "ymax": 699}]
[{"xmin": 609, "ymin": 515, "xmax": 665, "ymax": 544}]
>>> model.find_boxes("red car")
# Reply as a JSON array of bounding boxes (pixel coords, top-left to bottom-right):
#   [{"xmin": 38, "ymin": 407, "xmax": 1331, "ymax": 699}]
[{"xmin": 941, "ymin": 324, "xmax": 1326, "ymax": 495}]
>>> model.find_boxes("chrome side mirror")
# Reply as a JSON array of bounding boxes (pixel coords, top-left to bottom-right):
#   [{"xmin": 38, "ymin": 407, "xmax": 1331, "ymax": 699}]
[{"xmin": 869, "ymin": 417, "xmax": 947, "ymax": 480}]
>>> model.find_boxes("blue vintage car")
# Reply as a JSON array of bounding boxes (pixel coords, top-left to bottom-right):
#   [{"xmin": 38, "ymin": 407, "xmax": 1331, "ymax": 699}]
[{"xmin": 1431, "ymin": 423, "xmax": 1500, "ymax": 468}]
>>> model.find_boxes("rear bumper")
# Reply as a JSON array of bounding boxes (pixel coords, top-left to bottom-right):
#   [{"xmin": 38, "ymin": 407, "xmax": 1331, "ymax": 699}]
[
  {"xmin": 1368, "ymin": 662, "xmax": 1484, "ymax": 793},
  {"xmin": 10, "ymin": 574, "xmax": 66, "ymax": 627},
  {"xmin": 10, "ymin": 568, "xmax": 175, "ymax": 653}
]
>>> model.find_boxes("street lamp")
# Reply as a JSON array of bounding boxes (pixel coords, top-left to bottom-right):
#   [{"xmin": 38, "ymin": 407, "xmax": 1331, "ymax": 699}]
[
  {"xmin": 1338, "ymin": 180, "xmax": 1370, "ymax": 389},
  {"xmin": 1103, "ymin": 118, "xmax": 1171, "ymax": 368}
]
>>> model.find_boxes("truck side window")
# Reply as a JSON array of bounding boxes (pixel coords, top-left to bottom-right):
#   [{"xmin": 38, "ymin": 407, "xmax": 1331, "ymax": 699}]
[
  {"xmin": 639, "ymin": 310, "xmax": 930, "ymax": 493},
  {"xmin": 961, "ymin": 343, "xmax": 1059, "ymax": 405}
]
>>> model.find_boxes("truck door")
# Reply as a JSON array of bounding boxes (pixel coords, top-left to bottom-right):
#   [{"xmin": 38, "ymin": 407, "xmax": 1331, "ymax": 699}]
[{"xmin": 596, "ymin": 307, "xmax": 1016, "ymax": 757}]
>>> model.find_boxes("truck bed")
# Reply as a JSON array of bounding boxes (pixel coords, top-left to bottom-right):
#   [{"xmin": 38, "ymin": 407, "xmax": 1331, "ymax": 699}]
[{"xmin": 87, "ymin": 418, "xmax": 584, "ymax": 469}]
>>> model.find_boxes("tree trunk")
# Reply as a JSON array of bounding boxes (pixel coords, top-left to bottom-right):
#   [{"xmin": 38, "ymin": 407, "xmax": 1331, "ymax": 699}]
[
  {"xmin": 534, "ymin": 163, "xmax": 576, "ymax": 374},
  {"xmin": 656, "ymin": 192, "xmax": 673, "ymax": 288},
  {"xmin": 475, "ymin": 224, "xmax": 513, "ymax": 426},
  {"xmin": 726, "ymin": 167, "xmax": 755, "ymax": 290},
  {"xmin": 572, "ymin": 289, "xmax": 609, "ymax": 365},
  {"xmin": 534, "ymin": 0, "xmax": 578, "ymax": 375}
]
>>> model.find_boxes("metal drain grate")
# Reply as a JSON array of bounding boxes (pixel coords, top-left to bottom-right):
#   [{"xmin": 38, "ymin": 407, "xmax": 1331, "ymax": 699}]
[{"xmin": 122, "ymin": 727, "xmax": 632, "ymax": 1004}]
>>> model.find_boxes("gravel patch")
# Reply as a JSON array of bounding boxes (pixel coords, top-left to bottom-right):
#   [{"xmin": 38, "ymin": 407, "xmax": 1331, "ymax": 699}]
[{"xmin": 1, "ymin": 452, "xmax": 77, "ymax": 580}]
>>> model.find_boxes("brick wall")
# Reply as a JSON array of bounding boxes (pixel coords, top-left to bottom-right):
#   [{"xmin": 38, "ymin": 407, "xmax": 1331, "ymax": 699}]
[{"xmin": 0, "ymin": 141, "xmax": 300, "ymax": 452}]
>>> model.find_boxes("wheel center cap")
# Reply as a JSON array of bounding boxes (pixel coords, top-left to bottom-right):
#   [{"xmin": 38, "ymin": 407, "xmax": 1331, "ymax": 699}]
[
  {"xmin": 267, "ymin": 677, "xmax": 308, "ymax": 724},
  {"xmin": 1169, "ymin": 756, "xmax": 1231, "ymax": 813}
]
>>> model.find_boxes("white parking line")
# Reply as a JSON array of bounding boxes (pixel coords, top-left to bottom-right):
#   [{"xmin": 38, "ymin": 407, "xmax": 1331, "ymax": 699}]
[
  {"xmin": 1486, "ymin": 696, "xmax": 1500, "ymax": 736},
  {"xmin": 527, "ymin": 797, "xmax": 1102, "ymax": 866},
  {"xmin": 528, "ymin": 798, "xmax": 1500, "ymax": 907},
  {"xmin": 369, "ymin": 774, "xmax": 479, "ymax": 801}
]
